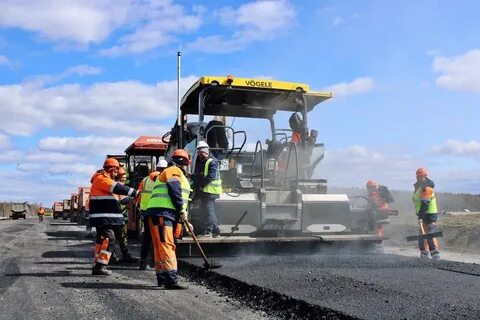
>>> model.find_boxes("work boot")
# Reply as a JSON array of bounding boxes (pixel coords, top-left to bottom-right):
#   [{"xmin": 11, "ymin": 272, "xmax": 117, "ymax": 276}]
[
  {"xmin": 156, "ymin": 274, "xmax": 165, "ymax": 287},
  {"xmin": 139, "ymin": 260, "xmax": 152, "ymax": 270},
  {"xmin": 109, "ymin": 254, "xmax": 120, "ymax": 264},
  {"xmin": 92, "ymin": 264, "xmax": 112, "ymax": 276},
  {"xmin": 430, "ymin": 250, "xmax": 441, "ymax": 260},
  {"xmin": 420, "ymin": 250, "xmax": 431, "ymax": 259},
  {"xmin": 198, "ymin": 232, "xmax": 212, "ymax": 238},
  {"xmin": 120, "ymin": 253, "xmax": 138, "ymax": 263},
  {"xmin": 212, "ymin": 232, "xmax": 221, "ymax": 238},
  {"xmin": 165, "ymin": 282, "xmax": 188, "ymax": 290}
]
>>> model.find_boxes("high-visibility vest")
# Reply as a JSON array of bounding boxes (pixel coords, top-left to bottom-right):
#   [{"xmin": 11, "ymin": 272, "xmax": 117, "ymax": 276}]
[
  {"xmin": 413, "ymin": 187, "xmax": 437, "ymax": 214},
  {"xmin": 140, "ymin": 177, "xmax": 156, "ymax": 210},
  {"xmin": 202, "ymin": 158, "xmax": 223, "ymax": 195},
  {"xmin": 147, "ymin": 174, "xmax": 191, "ymax": 211}
]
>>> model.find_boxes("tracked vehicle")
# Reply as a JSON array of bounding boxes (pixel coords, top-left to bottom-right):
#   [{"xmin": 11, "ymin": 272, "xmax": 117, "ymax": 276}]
[{"xmin": 164, "ymin": 76, "xmax": 385, "ymax": 252}]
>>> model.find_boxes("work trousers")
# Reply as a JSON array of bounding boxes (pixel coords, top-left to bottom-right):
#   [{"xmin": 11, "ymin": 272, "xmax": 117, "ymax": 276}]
[
  {"xmin": 140, "ymin": 215, "xmax": 152, "ymax": 262},
  {"xmin": 201, "ymin": 195, "xmax": 220, "ymax": 234},
  {"xmin": 94, "ymin": 227, "xmax": 116, "ymax": 266},
  {"xmin": 418, "ymin": 214, "xmax": 440, "ymax": 252},
  {"xmin": 112, "ymin": 224, "xmax": 129, "ymax": 257},
  {"xmin": 148, "ymin": 216, "xmax": 178, "ymax": 285}
]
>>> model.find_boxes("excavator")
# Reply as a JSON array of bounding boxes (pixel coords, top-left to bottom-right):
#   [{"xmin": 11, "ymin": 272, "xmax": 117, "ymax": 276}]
[{"xmin": 162, "ymin": 75, "xmax": 386, "ymax": 254}]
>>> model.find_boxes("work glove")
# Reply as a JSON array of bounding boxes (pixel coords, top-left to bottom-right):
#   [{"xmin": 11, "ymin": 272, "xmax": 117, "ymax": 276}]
[{"xmin": 179, "ymin": 210, "xmax": 189, "ymax": 221}]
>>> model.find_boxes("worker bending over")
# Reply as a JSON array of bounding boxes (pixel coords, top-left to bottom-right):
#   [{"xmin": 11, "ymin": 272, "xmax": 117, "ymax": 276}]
[
  {"xmin": 145, "ymin": 150, "xmax": 192, "ymax": 289},
  {"xmin": 413, "ymin": 167, "xmax": 440, "ymax": 260},
  {"xmin": 89, "ymin": 158, "xmax": 140, "ymax": 276}
]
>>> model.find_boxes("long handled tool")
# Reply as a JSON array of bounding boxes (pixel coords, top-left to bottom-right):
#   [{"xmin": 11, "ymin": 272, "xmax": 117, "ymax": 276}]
[
  {"xmin": 227, "ymin": 211, "xmax": 248, "ymax": 237},
  {"xmin": 406, "ymin": 219, "xmax": 443, "ymax": 241},
  {"xmin": 183, "ymin": 219, "xmax": 222, "ymax": 270}
]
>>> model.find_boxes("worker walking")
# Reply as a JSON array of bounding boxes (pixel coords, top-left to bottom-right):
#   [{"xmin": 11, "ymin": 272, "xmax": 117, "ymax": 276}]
[
  {"xmin": 145, "ymin": 149, "xmax": 192, "ymax": 289},
  {"xmin": 193, "ymin": 141, "xmax": 222, "ymax": 237},
  {"xmin": 37, "ymin": 207, "xmax": 45, "ymax": 222},
  {"xmin": 413, "ymin": 167, "xmax": 440, "ymax": 260},
  {"xmin": 138, "ymin": 159, "xmax": 168, "ymax": 270},
  {"xmin": 89, "ymin": 158, "xmax": 140, "ymax": 276},
  {"xmin": 111, "ymin": 166, "xmax": 138, "ymax": 263}
]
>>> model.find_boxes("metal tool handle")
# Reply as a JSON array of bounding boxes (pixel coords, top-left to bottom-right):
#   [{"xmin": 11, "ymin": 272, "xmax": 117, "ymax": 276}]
[{"xmin": 182, "ymin": 218, "xmax": 210, "ymax": 267}]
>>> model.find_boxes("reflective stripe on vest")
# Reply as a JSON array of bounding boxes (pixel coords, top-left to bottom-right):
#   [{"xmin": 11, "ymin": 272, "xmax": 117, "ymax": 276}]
[
  {"xmin": 140, "ymin": 177, "xmax": 156, "ymax": 210},
  {"xmin": 147, "ymin": 175, "xmax": 191, "ymax": 211},
  {"xmin": 412, "ymin": 188, "xmax": 438, "ymax": 214},
  {"xmin": 202, "ymin": 158, "xmax": 223, "ymax": 195}
]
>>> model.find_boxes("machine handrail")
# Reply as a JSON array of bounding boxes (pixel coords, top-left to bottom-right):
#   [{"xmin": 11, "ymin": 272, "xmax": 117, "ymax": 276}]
[
  {"xmin": 284, "ymin": 142, "xmax": 299, "ymax": 189},
  {"xmin": 249, "ymin": 140, "xmax": 265, "ymax": 188}
]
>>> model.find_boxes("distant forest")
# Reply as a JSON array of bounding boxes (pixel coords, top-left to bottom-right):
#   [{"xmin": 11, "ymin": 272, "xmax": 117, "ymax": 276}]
[{"xmin": 331, "ymin": 187, "xmax": 480, "ymax": 212}]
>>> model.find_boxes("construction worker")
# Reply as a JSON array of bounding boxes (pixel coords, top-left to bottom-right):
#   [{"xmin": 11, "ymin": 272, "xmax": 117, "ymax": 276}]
[
  {"xmin": 110, "ymin": 166, "xmax": 138, "ymax": 263},
  {"xmin": 193, "ymin": 141, "xmax": 222, "ymax": 237},
  {"xmin": 366, "ymin": 180, "xmax": 394, "ymax": 236},
  {"xmin": 366, "ymin": 180, "xmax": 394, "ymax": 252},
  {"xmin": 89, "ymin": 158, "xmax": 140, "ymax": 276},
  {"xmin": 138, "ymin": 158, "xmax": 168, "ymax": 270},
  {"xmin": 145, "ymin": 149, "xmax": 192, "ymax": 289},
  {"xmin": 37, "ymin": 207, "xmax": 45, "ymax": 222},
  {"xmin": 413, "ymin": 167, "xmax": 440, "ymax": 260}
]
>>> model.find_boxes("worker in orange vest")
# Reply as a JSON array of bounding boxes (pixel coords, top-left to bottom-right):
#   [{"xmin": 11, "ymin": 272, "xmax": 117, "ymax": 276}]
[
  {"xmin": 37, "ymin": 207, "xmax": 45, "ymax": 222},
  {"xmin": 89, "ymin": 158, "xmax": 140, "ymax": 276},
  {"xmin": 366, "ymin": 180, "xmax": 394, "ymax": 251}
]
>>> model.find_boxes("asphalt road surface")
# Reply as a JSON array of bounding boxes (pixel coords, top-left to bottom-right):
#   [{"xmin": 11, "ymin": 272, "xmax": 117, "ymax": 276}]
[
  {"xmin": 0, "ymin": 218, "xmax": 275, "ymax": 320},
  {"xmin": 1, "ymin": 217, "xmax": 479, "ymax": 320}
]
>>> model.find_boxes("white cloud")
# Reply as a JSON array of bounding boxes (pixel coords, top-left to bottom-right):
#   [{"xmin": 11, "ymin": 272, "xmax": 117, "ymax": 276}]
[
  {"xmin": 323, "ymin": 77, "xmax": 374, "ymax": 97},
  {"xmin": 26, "ymin": 64, "xmax": 103, "ymax": 86},
  {"xmin": 430, "ymin": 139, "xmax": 480, "ymax": 159},
  {"xmin": 0, "ymin": 0, "xmax": 130, "ymax": 45},
  {"xmin": 0, "ymin": 75, "xmax": 198, "ymax": 136},
  {"xmin": 99, "ymin": 2, "xmax": 203, "ymax": 56},
  {"xmin": 39, "ymin": 136, "xmax": 135, "ymax": 156},
  {"xmin": 187, "ymin": 0, "xmax": 296, "ymax": 53},
  {"xmin": 315, "ymin": 145, "xmax": 415, "ymax": 190},
  {"xmin": 332, "ymin": 16, "xmax": 344, "ymax": 27},
  {"xmin": 0, "ymin": 133, "xmax": 10, "ymax": 149},
  {"xmin": 433, "ymin": 49, "xmax": 480, "ymax": 93},
  {"xmin": 0, "ymin": 150, "xmax": 21, "ymax": 163}
]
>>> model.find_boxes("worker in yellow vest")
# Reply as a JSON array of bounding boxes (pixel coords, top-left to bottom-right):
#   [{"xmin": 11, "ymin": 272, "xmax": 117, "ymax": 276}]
[
  {"xmin": 413, "ymin": 167, "xmax": 440, "ymax": 260},
  {"xmin": 138, "ymin": 159, "xmax": 168, "ymax": 270},
  {"xmin": 193, "ymin": 141, "xmax": 222, "ymax": 238},
  {"xmin": 145, "ymin": 150, "xmax": 192, "ymax": 289}
]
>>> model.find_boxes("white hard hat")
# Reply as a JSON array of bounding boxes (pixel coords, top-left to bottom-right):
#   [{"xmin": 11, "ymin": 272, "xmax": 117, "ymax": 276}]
[
  {"xmin": 157, "ymin": 159, "xmax": 168, "ymax": 169},
  {"xmin": 196, "ymin": 141, "xmax": 209, "ymax": 149}
]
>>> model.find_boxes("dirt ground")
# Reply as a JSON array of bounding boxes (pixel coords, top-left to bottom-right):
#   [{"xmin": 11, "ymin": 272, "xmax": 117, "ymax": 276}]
[{"xmin": 384, "ymin": 211, "xmax": 480, "ymax": 257}]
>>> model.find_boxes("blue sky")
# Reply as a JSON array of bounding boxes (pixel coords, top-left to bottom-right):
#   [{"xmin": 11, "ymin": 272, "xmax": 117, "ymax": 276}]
[{"xmin": 0, "ymin": 0, "xmax": 479, "ymax": 205}]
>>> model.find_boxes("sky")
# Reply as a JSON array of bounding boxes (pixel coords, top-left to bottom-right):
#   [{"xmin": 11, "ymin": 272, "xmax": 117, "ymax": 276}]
[{"xmin": 0, "ymin": 0, "xmax": 479, "ymax": 205}]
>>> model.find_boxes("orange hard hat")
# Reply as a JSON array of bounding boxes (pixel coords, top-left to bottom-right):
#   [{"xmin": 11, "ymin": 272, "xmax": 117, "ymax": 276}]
[
  {"xmin": 416, "ymin": 167, "xmax": 428, "ymax": 177},
  {"xmin": 103, "ymin": 158, "xmax": 120, "ymax": 168},
  {"xmin": 366, "ymin": 180, "xmax": 377, "ymax": 187},
  {"xmin": 172, "ymin": 149, "xmax": 190, "ymax": 165}
]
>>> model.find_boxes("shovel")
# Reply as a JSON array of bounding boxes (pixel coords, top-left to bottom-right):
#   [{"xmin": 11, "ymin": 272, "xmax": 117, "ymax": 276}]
[
  {"xmin": 182, "ymin": 218, "xmax": 222, "ymax": 270},
  {"xmin": 406, "ymin": 219, "xmax": 443, "ymax": 241}
]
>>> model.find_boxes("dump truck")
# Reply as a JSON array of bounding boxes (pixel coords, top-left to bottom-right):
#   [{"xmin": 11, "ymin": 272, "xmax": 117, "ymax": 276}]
[
  {"xmin": 62, "ymin": 199, "xmax": 71, "ymax": 220},
  {"xmin": 10, "ymin": 202, "xmax": 29, "ymax": 219},
  {"xmin": 124, "ymin": 136, "xmax": 168, "ymax": 238},
  {"xmin": 52, "ymin": 202, "xmax": 63, "ymax": 219},
  {"xmin": 69, "ymin": 193, "xmax": 79, "ymax": 223},
  {"xmin": 163, "ymin": 75, "xmax": 386, "ymax": 253},
  {"xmin": 77, "ymin": 187, "xmax": 90, "ymax": 225}
]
